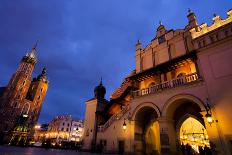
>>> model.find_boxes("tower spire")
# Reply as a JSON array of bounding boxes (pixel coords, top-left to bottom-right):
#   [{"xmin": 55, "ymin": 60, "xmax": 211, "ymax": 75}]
[
  {"xmin": 100, "ymin": 77, "xmax": 103, "ymax": 85},
  {"xmin": 30, "ymin": 42, "xmax": 38, "ymax": 59}
]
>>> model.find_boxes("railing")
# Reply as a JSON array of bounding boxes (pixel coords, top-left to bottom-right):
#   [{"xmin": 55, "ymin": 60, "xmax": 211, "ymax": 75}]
[
  {"xmin": 98, "ymin": 105, "xmax": 130, "ymax": 132},
  {"xmin": 132, "ymin": 72, "xmax": 200, "ymax": 98}
]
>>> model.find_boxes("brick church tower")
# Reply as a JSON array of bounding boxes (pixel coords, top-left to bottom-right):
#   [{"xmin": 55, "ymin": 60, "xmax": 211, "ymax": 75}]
[{"xmin": 0, "ymin": 45, "xmax": 48, "ymax": 145}]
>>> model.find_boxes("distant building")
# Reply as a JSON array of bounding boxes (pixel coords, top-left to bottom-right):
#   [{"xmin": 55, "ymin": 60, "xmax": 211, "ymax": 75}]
[
  {"xmin": 0, "ymin": 45, "xmax": 49, "ymax": 145},
  {"xmin": 34, "ymin": 124, "xmax": 48, "ymax": 143},
  {"xmin": 82, "ymin": 9, "xmax": 232, "ymax": 155},
  {"xmin": 45, "ymin": 115, "xmax": 84, "ymax": 144}
]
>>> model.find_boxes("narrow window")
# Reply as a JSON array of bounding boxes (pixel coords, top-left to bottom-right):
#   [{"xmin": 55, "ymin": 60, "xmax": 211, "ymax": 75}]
[
  {"xmin": 140, "ymin": 57, "xmax": 144, "ymax": 71},
  {"xmin": 152, "ymin": 50, "xmax": 156, "ymax": 67}
]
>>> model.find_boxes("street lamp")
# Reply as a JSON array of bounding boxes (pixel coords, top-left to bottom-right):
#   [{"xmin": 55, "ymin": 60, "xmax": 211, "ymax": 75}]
[
  {"xmin": 123, "ymin": 118, "xmax": 127, "ymax": 130},
  {"xmin": 205, "ymin": 112, "xmax": 213, "ymax": 124},
  {"xmin": 35, "ymin": 125, "xmax": 41, "ymax": 129},
  {"xmin": 204, "ymin": 98, "xmax": 216, "ymax": 125}
]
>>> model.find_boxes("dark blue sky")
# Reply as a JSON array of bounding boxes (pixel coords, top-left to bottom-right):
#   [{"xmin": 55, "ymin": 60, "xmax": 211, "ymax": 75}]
[{"xmin": 0, "ymin": 1, "xmax": 231, "ymax": 123}]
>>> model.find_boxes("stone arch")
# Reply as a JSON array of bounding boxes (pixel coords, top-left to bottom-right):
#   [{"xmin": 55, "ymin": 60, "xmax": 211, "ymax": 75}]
[
  {"xmin": 162, "ymin": 94, "xmax": 206, "ymax": 118},
  {"xmin": 132, "ymin": 102, "xmax": 161, "ymax": 120},
  {"xmin": 132, "ymin": 102, "xmax": 161, "ymax": 154}
]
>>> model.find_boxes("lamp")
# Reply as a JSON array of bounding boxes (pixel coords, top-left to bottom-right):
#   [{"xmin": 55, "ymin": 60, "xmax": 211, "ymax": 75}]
[
  {"xmin": 205, "ymin": 112, "xmax": 213, "ymax": 124},
  {"xmin": 204, "ymin": 98, "xmax": 216, "ymax": 125},
  {"xmin": 123, "ymin": 118, "xmax": 127, "ymax": 130}
]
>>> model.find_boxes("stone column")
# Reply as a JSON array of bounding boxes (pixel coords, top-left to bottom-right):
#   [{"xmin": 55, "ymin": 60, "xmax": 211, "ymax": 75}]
[{"xmin": 158, "ymin": 117, "xmax": 176, "ymax": 155}]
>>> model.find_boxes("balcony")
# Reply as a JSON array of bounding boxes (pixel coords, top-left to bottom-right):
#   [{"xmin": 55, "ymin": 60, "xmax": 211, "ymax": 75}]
[{"xmin": 132, "ymin": 72, "xmax": 201, "ymax": 98}]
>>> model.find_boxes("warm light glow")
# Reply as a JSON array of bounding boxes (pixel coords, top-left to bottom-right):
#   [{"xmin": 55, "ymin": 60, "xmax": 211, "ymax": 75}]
[
  {"xmin": 34, "ymin": 125, "xmax": 41, "ymax": 129},
  {"xmin": 123, "ymin": 119, "xmax": 127, "ymax": 130},
  {"xmin": 180, "ymin": 117, "xmax": 210, "ymax": 148},
  {"xmin": 23, "ymin": 114, "xmax": 28, "ymax": 118},
  {"xmin": 206, "ymin": 116, "xmax": 213, "ymax": 124}
]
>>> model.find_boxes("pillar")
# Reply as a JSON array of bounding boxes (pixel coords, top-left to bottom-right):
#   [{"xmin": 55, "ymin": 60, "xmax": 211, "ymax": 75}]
[{"xmin": 158, "ymin": 117, "xmax": 176, "ymax": 155}]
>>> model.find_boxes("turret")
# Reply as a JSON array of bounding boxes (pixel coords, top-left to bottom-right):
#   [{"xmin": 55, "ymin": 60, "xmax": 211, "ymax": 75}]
[
  {"xmin": 26, "ymin": 67, "xmax": 48, "ymax": 104},
  {"xmin": 94, "ymin": 78, "xmax": 106, "ymax": 99},
  {"xmin": 187, "ymin": 9, "xmax": 198, "ymax": 29}
]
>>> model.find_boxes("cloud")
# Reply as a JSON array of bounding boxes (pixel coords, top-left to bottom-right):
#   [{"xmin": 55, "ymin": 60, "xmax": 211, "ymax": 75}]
[{"xmin": 0, "ymin": 0, "xmax": 231, "ymax": 123}]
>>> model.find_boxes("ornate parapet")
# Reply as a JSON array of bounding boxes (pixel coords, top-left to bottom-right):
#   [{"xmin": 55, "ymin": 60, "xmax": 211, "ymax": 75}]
[{"xmin": 190, "ymin": 9, "xmax": 232, "ymax": 39}]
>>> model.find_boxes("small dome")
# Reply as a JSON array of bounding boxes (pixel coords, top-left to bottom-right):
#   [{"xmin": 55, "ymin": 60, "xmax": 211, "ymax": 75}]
[
  {"xmin": 34, "ymin": 67, "xmax": 48, "ymax": 83},
  {"xmin": 94, "ymin": 79, "xmax": 106, "ymax": 99}
]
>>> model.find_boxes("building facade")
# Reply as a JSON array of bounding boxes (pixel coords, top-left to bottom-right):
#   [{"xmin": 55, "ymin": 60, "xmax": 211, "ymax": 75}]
[
  {"xmin": 45, "ymin": 115, "xmax": 84, "ymax": 144},
  {"xmin": 83, "ymin": 10, "xmax": 232, "ymax": 155},
  {"xmin": 0, "ymin": 45, "xmax": 48, "ymax": 145}
]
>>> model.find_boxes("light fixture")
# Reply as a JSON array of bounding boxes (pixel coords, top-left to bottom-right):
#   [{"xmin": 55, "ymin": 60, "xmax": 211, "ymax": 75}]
[
  {"xmin": 204, "ymin": 98, "xmax": 216, "ymax": 125},
  {"xmin": 205, "ymin": 112, "xmax": 213, "ymax": 124},
  {"xmin": 22, "ymin": 114, "xmax": 28, "ymax": 118},
  {"xmin": 35, "ymin": 125, "xmax": 41, "ymax": 129},
  {"xmin": 123, "ymin": 119, "xmax": 127, "ymax": 130}
]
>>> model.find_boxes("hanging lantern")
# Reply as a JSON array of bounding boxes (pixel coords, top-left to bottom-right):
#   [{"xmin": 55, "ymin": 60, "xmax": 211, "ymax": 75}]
[
  {"xmin": 205, "ymin": 112, "xmax": 213, "ymax": 124},
  {"xmin": 123, "ymin": 119, "xmax": 127, "ymax": 130}
]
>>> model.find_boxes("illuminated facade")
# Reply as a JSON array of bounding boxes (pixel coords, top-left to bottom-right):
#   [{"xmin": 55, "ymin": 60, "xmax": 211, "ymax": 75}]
[
  {"xmin": 44, "ymin": 115, "xmax": 84, "ymax": 144},
  {"xmin": 83, "ymin": 9, "xmax": 232, "ymax": 155},
  {"xmin": 0, "ymin": 45, "xmax": 48, "ymax": 145}
]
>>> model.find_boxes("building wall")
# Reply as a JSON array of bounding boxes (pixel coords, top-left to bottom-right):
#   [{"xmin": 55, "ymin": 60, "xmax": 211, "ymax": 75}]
[
  {"xmin": 83, "ymin": 10, "xmax": 232, "ymax": 155},
  {"xmin": 82, "ymin": 99, "xmax": 98, "ymax": 150},
  {"xmin": 46, "ymin": 115, "xmax": 84, "ymax": 143}
]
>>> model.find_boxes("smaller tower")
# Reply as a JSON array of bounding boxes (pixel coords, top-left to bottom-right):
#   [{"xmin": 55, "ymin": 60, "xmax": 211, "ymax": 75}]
[
  {"xmin": 83, "ymin": 79, "xmax": 108, "ymax": 151},
  {"xmin": 136, "ymin": 39, "xmax": 142, "ymax": 51},
  {"xmin": 136, "ymin": 40, "xmax": 143, "ymax": 73},
  {"xmin": 26, "ymin": 67, "xmax": 48, "ymax": 122},
  {"xmin": 187, "ymin": 8, "xmax": 198, "ymax": 29}
]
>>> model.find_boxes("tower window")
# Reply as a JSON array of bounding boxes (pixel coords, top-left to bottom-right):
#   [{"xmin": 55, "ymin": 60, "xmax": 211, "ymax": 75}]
[
  {"xmin": 37, "ymin": 96, "xmax": 40, "ymax": 100},
  {"xmin": 14, "ymin": 102, "xmax": 18, "ymax": 108},
  {"xmin": 40, "ymin": 88, "xmax": 43, "ymax": 93},
  {"xmin": 23, "ymin": 81, "xmax": 26, "ymax": 85},
  {"xmin": 158, "ymin": 35, "xmax": 166, "ymax": 44}
]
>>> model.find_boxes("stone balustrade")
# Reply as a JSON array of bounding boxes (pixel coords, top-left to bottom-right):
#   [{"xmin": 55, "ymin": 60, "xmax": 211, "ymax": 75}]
[{"xmin": 132, "ymin": 72, "xmax": 200, "ymax": 98}]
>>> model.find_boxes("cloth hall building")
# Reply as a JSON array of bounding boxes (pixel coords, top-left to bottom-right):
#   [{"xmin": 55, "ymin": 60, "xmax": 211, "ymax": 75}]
[{"xmin": 83, "ymin": 10, "xmax": 232, "ymax": 155}]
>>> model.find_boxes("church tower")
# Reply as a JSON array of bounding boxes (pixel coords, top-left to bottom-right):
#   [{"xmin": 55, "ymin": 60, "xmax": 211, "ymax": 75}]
[
  {"xmin": 0, "ymin": 45, "xmax": 48, "ymax": 145},
  {"xmin": 0, "ymin": 45, "xmax": 37, "ymax": 134},
  {"xmin": 83, "ymin": 79, "xmax": 108, "ymax": 151}
]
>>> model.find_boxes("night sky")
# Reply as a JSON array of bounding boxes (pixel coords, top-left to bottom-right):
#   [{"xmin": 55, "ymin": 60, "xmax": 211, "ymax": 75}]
[{"xmin": 0, "ymin": 1, "xmax": 231, "ymax": 123}]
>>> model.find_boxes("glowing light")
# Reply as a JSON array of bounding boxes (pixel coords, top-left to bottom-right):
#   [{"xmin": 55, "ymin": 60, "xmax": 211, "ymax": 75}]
[
  {"xmin": 35, "ymin": 125, "xmax": 41, "ymax": 129},
  {"xmin": 205, "ymin": 112, "xmax": 213, "ymax": 125},
  {"xmin": 23, "ymin": 114, "xmax": 28, "ymax": 118},
  {"xmin": 123, "ymin": 119, "xmax": 127, "ymax": 130}
]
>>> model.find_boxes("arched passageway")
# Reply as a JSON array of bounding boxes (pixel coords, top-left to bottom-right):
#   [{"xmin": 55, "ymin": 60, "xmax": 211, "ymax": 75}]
[
  {"xmin": 162, "ymin": 95, "xmax": 212, "ymax": 154},
  {"xmin": 133, "ymin": 105, "xmax": 160, "ymax": 155}
]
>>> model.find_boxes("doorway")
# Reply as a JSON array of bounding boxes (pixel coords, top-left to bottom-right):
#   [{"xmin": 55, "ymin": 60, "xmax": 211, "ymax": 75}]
[{"xmin": 118, "ymin": 140, "xmax": 125, "ymax": 154}]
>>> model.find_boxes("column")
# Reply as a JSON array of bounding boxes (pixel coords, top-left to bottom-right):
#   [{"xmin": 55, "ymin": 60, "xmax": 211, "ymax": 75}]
[{"xmin": 158, "ymin": 117, "xmax": 176, "ymax": 155}]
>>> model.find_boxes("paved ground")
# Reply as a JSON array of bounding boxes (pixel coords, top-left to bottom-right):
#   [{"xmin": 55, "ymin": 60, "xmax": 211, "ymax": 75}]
[{"xmin": 0, "ymin": 145, "xmax": 113, "ymax": 155}]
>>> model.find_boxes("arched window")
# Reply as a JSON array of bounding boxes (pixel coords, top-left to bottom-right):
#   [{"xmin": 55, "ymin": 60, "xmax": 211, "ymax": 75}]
[
  {"xmin": 21, "ymin": 103, "xmax": 30, "ymax": 115},
  {"xmin": 14, "ymin": 102, "xmax": 18, "ymax": 108}
]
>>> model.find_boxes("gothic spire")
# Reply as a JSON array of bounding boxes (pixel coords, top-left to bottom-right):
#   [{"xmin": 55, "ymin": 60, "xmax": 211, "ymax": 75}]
[{"xmin": 28, "ymin": 42, "xmax": 38, "ymax": 60}]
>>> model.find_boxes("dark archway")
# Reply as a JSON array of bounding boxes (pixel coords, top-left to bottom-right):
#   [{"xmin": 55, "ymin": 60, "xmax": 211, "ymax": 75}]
[{"xmin": 134, "ymin": 106, "xmax": 160, "ymax": 155}]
